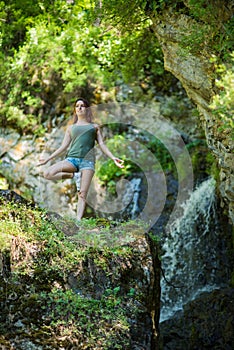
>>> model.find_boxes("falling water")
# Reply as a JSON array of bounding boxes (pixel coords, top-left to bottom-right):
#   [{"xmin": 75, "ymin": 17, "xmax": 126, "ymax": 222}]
[
  {"xmin": 124, "ymin": 177, "xmax": 142, "ymax": 219},
  {"xmin": 160, "ymin": 177, "xmax": 226, "ymax": 322}
]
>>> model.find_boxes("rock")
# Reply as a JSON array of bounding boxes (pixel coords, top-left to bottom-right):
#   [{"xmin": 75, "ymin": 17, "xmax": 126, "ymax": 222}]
[
  {"xmin": 0, "ymin": 190, "xmax": 33, "ymax": 206},
  {"xmin": 45, "ymin": 211, "xmax": 79, "ymax": 236},
  {"xmin": 160, "ymin": 288, "xmax": 234, "ymax": 350},
  {"xmin": 0, "ymin": 129, "xmax": 20, "ymax": 157},
  {"xmin": 7, "ymin": 138, "xmax": 34, "ymax": 161},
  {"xmin": 150, "ymin": 4, "xmax": 234, "ymax": 225},
  {"xmin": 0, "ymin": 130, "xmax": 77, "ymax": 214},
  {"xmin": 0, "ymin": 201, "xmax": 161, "ymax": 349}
]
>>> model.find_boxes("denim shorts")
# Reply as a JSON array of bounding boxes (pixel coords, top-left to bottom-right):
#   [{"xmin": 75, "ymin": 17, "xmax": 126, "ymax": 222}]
[{"xmin": 66, "ymin": 157, "xmax": 95, "ymax": 172}]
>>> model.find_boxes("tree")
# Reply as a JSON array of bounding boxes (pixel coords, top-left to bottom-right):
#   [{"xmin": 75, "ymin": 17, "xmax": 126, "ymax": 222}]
[{"xmin": 0, "ymin": 0, "xmax": 166, "ymax": 133}]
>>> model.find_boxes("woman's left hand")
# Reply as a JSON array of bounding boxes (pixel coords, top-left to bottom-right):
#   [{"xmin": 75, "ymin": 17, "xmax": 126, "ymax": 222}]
[{"xmin": 113, "ymin": 157, "xmax": 124, "ymax": 168}]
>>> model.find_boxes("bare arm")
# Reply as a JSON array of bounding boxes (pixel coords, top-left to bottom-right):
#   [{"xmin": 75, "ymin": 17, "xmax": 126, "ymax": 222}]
[
  {"xmin": 96, "ymin": 125, "xmax": 124, "ymax": 168},
  {"xmin": 38, "ymin": 126, "xmax": 72, "ymax": 166}
]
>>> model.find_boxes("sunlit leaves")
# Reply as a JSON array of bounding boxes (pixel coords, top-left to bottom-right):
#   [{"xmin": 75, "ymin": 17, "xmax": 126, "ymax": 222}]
[
  {"xmin": 0, "ymin": 0, "xmax": 165, "ymax": 133},
  {"xmin": 210, "ymin": 53, "xmax": 234, "ymax": 138}
]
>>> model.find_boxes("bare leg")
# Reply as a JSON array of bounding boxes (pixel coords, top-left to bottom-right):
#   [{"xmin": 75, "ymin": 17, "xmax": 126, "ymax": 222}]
[
  {"xmin": 77, "ymin": 169, "xmax": 94, "ymax": 220},
  {"xmin": 43, "ymin": 160, "xmax": 76, "ymax": 181}
]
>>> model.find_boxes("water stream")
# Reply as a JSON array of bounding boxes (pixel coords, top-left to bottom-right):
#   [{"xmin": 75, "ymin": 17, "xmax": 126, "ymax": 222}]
[
  {"xmin": 160, "ymin": 177, "xmax": 227, "ymax": 322},
  {"xmin": 121, "ymin": 177, "xmax": 142, "ymax": 219}
]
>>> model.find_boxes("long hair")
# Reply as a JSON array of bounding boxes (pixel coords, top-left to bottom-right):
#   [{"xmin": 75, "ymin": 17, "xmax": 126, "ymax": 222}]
[{"xmin": 73, "ymin": 98, "xmax": 93, "ymax": 124}]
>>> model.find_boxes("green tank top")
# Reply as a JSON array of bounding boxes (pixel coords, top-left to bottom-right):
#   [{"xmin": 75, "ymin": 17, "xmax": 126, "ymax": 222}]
[{"xmin": 67, "ymin": 124, "xmax": 96, "ymax": 162}]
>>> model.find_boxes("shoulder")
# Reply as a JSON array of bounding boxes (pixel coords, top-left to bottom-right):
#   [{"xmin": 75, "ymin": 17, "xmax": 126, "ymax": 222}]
[
  {"xmin": 66, "ymin": 124, "xmax": 73, "ymax": 133},
  {"xmin": 64, "ymin": 125, "xmax": 74, "ymax": 138}
]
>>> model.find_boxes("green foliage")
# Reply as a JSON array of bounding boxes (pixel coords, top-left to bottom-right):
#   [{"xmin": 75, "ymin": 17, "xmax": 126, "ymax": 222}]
[
  {"xmin": 95, "ymin": 0, "xmax": 165, "ymax": 88},
  {"xmin": 131, "ymin": 0, "xmax": 234, "ymax": 60},
  {"xmin": 186, "ymin": 0, "xmax": 214, "ymax": 21},
  {"xmin": 0, "ymin": 175, "xmax": 8, "ymax": 190},
  {"xmin": 148, "ymin": 231, "xmax": 160, "ymax": 244},
  {"xmin": 0, "ymin": 8, "xmax": 102, "ymax": 133},
  {"xmin": 0, "ymin": 201, "xmax": 36, "ymax": 250},
  {"xmin": 96, "ymin": 134, "xmax": 137, "ymax": 193},
  {"xmin": 0, "ymin": 200, "xmax": 149, "ymax": 348},
  {"xmin": 210, "ymin": 54, "xmax": 234, "ymax": 139},
  {"xmin": 178, "ymin": 1, "xmax": 234, "ymax": 58},
  {"xmin": 0, "ymin": 0, "xmax": 44, "ymax": 54},
  {"xmin": 96, "ymin": 130, "xmax": 177, "ymax": 194},
  {"xmin": 98, "ymin": 8, "xmax": 164, "ymax": 83},
  {"xmin": 0, "ymin": 0, "xmax": 165, "ymax": 134},
  {"xmin": 187, "ymin": 139, "xmax": 219, "ymax": 181},
  {"xmin": 0, "ymin": 200, "xmax": 146, "ymax": 267},
  {"xmin": 1, "ymin": 0, "xmax": 233, "ymax": 136},
  {"xmin": 38, "ymin": 288, "xmax": 130, "ymax": 348},
  {"xmin": 99, "ymin": 0, "xmax": 148, "ymax": 28},
  {"xmin": 66, "ymin": 217, "xmax": 145, "ymax": 250},
  {"xmin": 0, "ymin": 201, "xmax": 82, "ymax": 273},
  {"xmin": 0, "ymin": 0, "xmax": 93, "ymax": 54}
]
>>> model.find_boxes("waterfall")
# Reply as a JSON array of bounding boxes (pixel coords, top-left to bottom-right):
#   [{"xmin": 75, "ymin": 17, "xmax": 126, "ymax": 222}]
[
  {"xmin": 123, "ymin": 177, "xmax": 142, "ymax": 219},
  {"xmin": 160, "ymin": 177, "xmax": 226, "ymax": 322}
]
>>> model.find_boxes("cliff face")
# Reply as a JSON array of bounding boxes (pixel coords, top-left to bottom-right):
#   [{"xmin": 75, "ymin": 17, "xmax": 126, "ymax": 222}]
[
  {"xmin": 0, "ymin": 192, "xmax": 160, "ymax": 350},
  {"xmin": 150, "ymin": 2, "xmax": 234, "ymax": 224},
  {"xmin": 160, "ymin": 287, "xmax": 234, "ymax": 349}
]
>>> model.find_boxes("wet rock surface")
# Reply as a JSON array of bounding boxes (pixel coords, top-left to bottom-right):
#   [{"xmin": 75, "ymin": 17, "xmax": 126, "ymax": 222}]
[{"xmin": 160, "ymin": 287, "xmax": 234, "ymax": 350}]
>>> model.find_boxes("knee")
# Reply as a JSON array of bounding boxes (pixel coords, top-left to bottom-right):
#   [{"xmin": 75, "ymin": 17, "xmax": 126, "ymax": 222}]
[{"xmin": 43, "ymin": 170, "xmax": 52, "ymax": 180}]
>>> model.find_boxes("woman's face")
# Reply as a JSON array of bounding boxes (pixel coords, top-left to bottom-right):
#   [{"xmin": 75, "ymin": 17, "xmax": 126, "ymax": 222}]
[{"xmin": 75, "ymin": 100, "xmax": 87, "ymax": 116}]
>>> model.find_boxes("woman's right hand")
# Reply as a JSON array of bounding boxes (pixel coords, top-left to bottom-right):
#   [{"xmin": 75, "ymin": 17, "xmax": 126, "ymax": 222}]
[{"xmin": 113, "ymin": 157, "xmax": 124, "ymax": 168}]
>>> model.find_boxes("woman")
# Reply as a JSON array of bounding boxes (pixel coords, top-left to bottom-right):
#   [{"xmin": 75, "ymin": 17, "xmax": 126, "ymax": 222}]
[{"xmin": 38, "ymin": 98, "xmax": 124, "ymax": 220}]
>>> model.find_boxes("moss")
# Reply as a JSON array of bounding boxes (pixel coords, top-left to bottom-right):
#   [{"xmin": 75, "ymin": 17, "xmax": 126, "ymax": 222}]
[
  {"xmin": 0, "ymin": 200, "xmax": 153, "ymax": 349},
  {"xmin": 187, "ymin": 139, "xmax": 219, "ymax": 183}
]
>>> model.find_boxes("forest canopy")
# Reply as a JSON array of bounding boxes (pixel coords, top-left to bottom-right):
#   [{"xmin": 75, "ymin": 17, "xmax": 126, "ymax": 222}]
[
  {"xmin": 0, "ymin": 0, "xmax": 233, "ymax": 134},
  {"xmin": 0, "ymin": 0, "xmax": 164, "ymax": 134}
]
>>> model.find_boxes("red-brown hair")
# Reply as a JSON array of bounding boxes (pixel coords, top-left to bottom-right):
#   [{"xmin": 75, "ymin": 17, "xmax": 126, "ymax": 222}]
[{"xmin": 73, "ymin": 98, "xmax": 93, "ymax": 124}]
